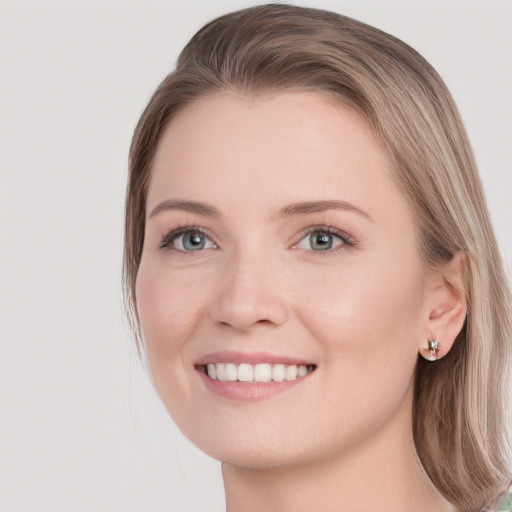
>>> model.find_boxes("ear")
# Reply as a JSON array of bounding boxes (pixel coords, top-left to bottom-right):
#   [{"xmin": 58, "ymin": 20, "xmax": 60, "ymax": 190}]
[{"xmin": 419, "ymin": 252, "xmax": 467, "ymax": 360}]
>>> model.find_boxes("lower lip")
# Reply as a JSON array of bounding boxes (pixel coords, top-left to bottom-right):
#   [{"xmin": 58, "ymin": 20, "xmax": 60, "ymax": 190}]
[{"xmin": 197, "ymin": 369, "xmax": 313, "ymax": 401}]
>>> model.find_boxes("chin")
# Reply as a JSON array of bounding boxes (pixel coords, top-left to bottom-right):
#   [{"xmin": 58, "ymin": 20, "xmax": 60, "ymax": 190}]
[
  {"xmin": 172, "ymin": 412, "xmax": 315, "ymax": 470},
  {"xmin": 202, "ymin": 440, "xmax": 311, "ymax": 471}
]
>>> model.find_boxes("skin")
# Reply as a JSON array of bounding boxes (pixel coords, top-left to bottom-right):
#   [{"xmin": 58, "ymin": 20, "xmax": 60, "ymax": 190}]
[{"xmin": 136, "ymin": 91, "xmax": 465, "ymax": 512}]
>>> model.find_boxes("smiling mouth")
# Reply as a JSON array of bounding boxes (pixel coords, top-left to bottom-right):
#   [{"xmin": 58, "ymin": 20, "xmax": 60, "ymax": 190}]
[{"xmin": 197, "ymin": 362, "xmax": 316, "ymax": 383}]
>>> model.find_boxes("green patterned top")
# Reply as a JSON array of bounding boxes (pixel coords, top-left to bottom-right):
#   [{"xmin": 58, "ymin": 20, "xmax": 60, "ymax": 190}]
[{"xmin": 485, "ymin": 488, "xmax": 512, "ymax": 511}]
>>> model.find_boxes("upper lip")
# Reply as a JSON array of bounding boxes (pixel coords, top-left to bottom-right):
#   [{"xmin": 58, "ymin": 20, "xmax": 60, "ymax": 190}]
[{"xmin": 195, "ymin": 351, "xmax": 314, "ymax": 366}]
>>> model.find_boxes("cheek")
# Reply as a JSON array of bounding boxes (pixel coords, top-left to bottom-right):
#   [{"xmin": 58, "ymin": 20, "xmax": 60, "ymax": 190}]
[
  {"xmin": 294, "ymin": 250, "xmax": 425, "ymax": 371},
  {"xmin": 135, "ymin": 262, "xmax": 204, "ymax": 397},
  {"xmin": 286, "ymin": 255, "xmax": 424, "ymax": 446}
]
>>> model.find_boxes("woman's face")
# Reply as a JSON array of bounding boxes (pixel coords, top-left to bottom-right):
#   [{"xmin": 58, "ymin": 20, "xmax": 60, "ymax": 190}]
[{"xmin": 136, "ymin": 91, "xmax": 431, "ymax": 469}]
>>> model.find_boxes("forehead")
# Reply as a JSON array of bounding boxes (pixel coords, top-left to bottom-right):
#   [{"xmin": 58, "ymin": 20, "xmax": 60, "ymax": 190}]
[{"xmin": 147, "ymin": 90, "xmax": 404, "ymax": 220}]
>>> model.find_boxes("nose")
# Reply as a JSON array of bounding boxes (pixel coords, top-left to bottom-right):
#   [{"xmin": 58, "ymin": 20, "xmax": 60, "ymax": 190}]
[{"xmin": 209, "ymin": 249, "xmax": 288, "ymax": 331}]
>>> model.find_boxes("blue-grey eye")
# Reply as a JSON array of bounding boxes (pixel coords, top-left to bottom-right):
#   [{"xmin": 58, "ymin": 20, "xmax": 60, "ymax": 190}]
[
  {"xmin": 161, "ymin": 229, "xmax": 216, "ymax": 252},
  {"xmin": 182, "ymin": 231, "xmax": 207, "ymax": 250},
  {"xmin": 310, "ymin": 232, "xmax": 333, "ymax": 250},
  {"xmin": 295, "ymin": 229, "xmax": 347, "ymax": 252}
]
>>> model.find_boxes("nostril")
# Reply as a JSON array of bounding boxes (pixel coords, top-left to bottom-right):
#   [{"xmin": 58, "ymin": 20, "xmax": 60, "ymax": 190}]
[{"xmin": 218, "ymin": 318, "xmax": 276, "ymax": 329}]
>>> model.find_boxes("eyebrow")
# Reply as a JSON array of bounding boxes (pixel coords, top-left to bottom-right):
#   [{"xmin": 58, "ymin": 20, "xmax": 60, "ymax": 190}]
[
  {"xmin": 148, "ymin": 198, "xmax": 373, "ymax": 222},
  {"xmin": 149, "ymin": 200, "xmax": 220, "ymax": 219},
  {"xmin": 277, "ymin": 200, "xmax": 374, "ymax": 222}
]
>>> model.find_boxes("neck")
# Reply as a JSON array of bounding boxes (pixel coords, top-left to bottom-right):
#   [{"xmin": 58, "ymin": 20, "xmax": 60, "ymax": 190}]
[{"xmin": 222, "ymin": 391, "xmax": 455, "ymax": 512}]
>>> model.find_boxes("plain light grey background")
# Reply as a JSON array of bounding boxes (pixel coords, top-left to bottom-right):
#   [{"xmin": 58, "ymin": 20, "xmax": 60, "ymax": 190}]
[{"xmin": 1, "ymin": 1, "xmax": 511, "ymax": 511}]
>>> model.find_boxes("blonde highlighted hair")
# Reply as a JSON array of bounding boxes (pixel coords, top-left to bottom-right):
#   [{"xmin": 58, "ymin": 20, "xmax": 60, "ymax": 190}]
[{"xmin": 124, "ymin": 4, "xmax": 512, "ymax": 510}]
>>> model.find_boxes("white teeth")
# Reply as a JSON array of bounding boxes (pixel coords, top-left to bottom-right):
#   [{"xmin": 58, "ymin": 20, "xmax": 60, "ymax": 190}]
[
  {"xmin": 254, "ymin": 363, "xmax": 272, "ymax": 382},
  {"xmin": 237, "ymin": 363, "xmax": 253, "ymax": 382},
  {"xmin": 207, "ymin": 363, "xmax": 217, "ymax": 380},
  {"xmin": 271, "ymin": 364, "xmax": 285, "ymax": 382},
  {"xmin": 216, "ymin": 362, "xmax": 227, "ymax": 381},
  {"xmin": 205, "ymin": 362, "xmax": 314, "ymax": 382},
  {"xmin": 284, "ymin": 364, "xmax": 298, "ymax": 380},
  {"xmin": 225, "ymin": 363, "xmax": 238, "ymax": 381}
]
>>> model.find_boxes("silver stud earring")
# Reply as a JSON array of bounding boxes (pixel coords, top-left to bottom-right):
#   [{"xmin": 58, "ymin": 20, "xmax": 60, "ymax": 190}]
[{"xmin": 426, "ymin": 336, "xmax": 440, "ymax": 361}]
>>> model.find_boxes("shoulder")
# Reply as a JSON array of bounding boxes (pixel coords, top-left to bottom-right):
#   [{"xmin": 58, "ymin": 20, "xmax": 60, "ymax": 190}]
[{"xmin": 484, "ymin": 487, "xmax": 512, "ymax": 512}]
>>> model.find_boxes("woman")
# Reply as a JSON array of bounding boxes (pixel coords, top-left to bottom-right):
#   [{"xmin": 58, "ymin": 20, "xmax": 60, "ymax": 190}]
[{"xmin": 123, "ymin": 4, "xmax": 511, "ymax": 511}]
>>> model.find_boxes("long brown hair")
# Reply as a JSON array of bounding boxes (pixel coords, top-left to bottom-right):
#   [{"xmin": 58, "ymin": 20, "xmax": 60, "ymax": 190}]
[{"xmin": 124, "ymin": 4, "xmax": 512, "ymax": 509}]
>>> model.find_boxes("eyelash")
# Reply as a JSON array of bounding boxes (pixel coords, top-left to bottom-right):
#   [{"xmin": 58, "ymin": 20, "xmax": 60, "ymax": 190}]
[
  {"xmin": 158, "ymin": 225, "xmax": 356, "ymax": 254},
  {"xmin": 158, "ymin": 226, "xmax": 215, "ymax": 252},
  {"xmin": 294, "ymin": 225, "xmax": 356, "ymax": 254}
]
